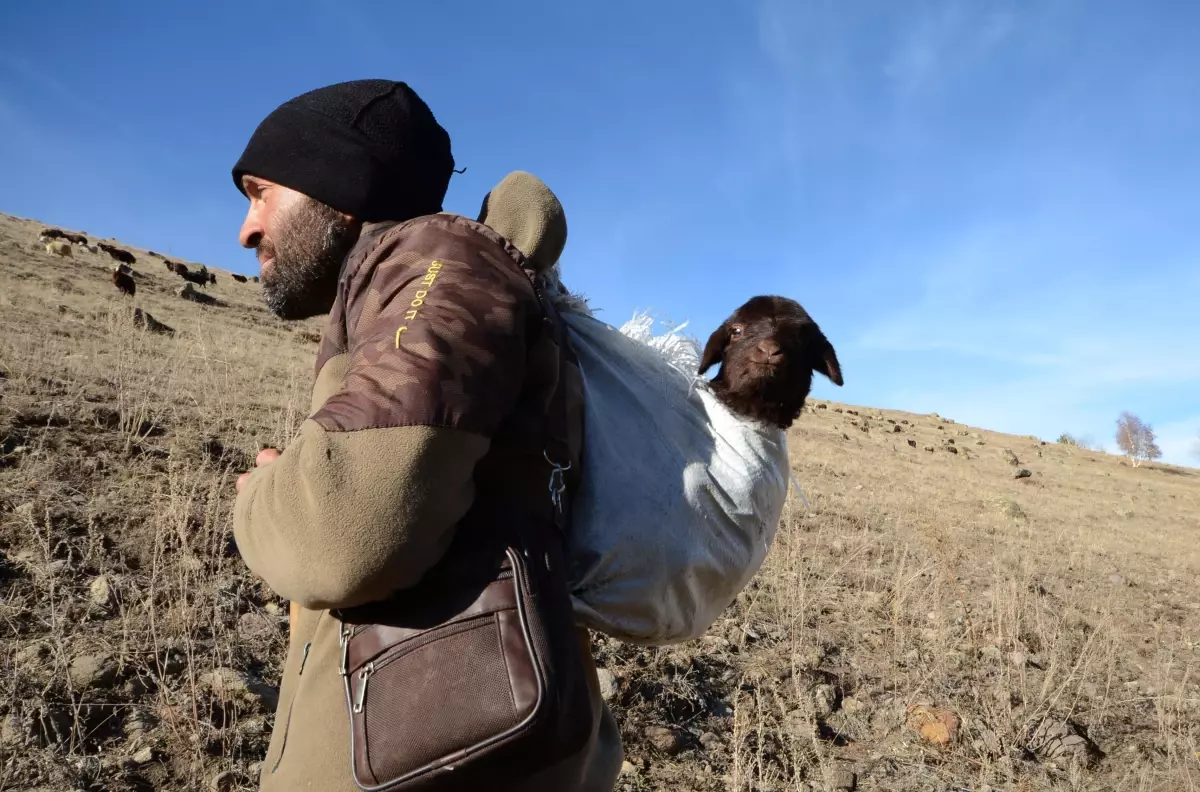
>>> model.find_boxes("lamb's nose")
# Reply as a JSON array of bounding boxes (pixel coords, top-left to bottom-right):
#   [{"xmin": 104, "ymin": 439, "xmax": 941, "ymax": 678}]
[{"xmin": 757, "ymin": 339, "xmax": 782, "ymax": 360}]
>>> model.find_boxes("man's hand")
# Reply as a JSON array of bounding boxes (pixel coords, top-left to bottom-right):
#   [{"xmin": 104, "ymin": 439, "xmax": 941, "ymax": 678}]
[{"xmin": 237, "ymin": 447, "xmax": 281, "ymax": 493}]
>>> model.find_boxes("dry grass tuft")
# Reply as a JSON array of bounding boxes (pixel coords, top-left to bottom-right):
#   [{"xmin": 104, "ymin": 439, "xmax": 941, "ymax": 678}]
[{"xmin": 1, "ymin": 212, "xmax": 1197, "ymax": 791}]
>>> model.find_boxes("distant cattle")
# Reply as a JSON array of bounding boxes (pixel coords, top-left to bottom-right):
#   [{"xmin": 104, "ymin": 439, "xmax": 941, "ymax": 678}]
[
  {"xmin": 208, "ymin": 272, "xmax": 216, "ymax": 285},
  {"xmin": 39, "ymin": 228, "xmax": 87, "ymax": 245},
  {"xmin": 164, "ymin": 260, "xmax": 176, "ymax": 272},
  {"xmin": 98, "ymin": 243, "xmax": 136, "ymax": 266},
  {"xmin": 231, "ymin": 273, "xmax": 248, "ymax": 283},
  {"xmin": 44, "ymin": 240, "xmax": 73, "ymax": 257},
  {"xmin": 111, "ymin": 268, "xmax": 136, "ymax": 297},
  {"xmin": 178, "ymin": 268, "xmax": 209, "ymax": 287}
]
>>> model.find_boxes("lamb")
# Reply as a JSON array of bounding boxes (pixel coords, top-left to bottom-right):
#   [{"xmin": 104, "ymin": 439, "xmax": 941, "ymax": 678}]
[{"xmin": 698, "ymin": 295, "xmax": 843, "ymax": 430}]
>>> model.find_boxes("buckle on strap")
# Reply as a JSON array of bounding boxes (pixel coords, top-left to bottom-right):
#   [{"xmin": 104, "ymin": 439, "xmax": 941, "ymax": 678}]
[{"xmin": 543, "ymin": 449, "xmax": 570, "ymax": 517}]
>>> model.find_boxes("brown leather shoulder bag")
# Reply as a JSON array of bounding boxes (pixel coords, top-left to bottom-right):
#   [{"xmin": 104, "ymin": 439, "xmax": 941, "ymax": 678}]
[{"xmin": 332, "ymin": 278, "xmax": 594, "ymax": 791}]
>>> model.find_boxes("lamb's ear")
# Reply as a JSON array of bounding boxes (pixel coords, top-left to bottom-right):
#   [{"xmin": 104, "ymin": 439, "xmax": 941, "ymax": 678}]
[
  {"xmin": 698, "ymin": 326, "xmax": 728, "ymax": 374},
  {"xmin": 811, "ymin": 329, "xmax": 843, "ymax": 386}
]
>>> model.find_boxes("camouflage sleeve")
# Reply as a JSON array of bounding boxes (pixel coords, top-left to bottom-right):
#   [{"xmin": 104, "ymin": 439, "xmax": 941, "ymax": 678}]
[{"xmin": 233, "ymin": 216, "xmax": 537, "ymax": 610}]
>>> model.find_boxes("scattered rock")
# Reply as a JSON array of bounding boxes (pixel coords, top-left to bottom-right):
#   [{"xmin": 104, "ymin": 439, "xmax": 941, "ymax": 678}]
[
  {"xmin": 1003, "ymin": 449, "xmax": 1020, "ymax": 466},
  {"xmin": 1014, "ymin": 468, "xmax": 1032, "ymax": 479},
  {"xmin": 596, "ymin": 668, "xmax": 619, "ymax": 703},
  {"xmin": 1, "ymin": 714, "xmax": 23, "ymax": 747},
  {"xmin": 924, "ymin": 445, "xmax": 934, "ymax": 452},
  {"xmin": 945, "ymin": 445, "xmax": 959, "ymax": 454},
  {"xmin": 907, "ymin": 439, "xmax": 917, "ymax": 447},
  {"xmin": 644, "ymin": 725, "xmax": 685, "ymax": 756},
  {"xmin": 859, "ymin": 424, "xmax": 869, "ymax": 433},
  {"xmin": 827, "ymin": 768, "xmax": 857, "ymax": 790},
  {"xmin": 842, "ymin": 433, "xmax": 850, "ymax": 441},
  {"xmin": 620, "ymin": 760, "xmax": 637, "ymax": 776},
  {"xmin": 15, "ymin": 641, "xmax": 50, "ymax": 668},
  {"xmin": 238, "ymin": 611, "xmax": 278, "ymax": 641},
  {"xmin": 200, "ymin": 667, "xmax": 279, "ymax": 711},
  {"xmin": 89, "ymin": 575, "xmax": 116, "ymax": 611},
  {"xmin": 813, "ymin": 684, "xmax": 839, "ymax": 718},
  {"xmin": 210, "ymin": 771, "xmax": 236, "ymax": 792},
  {"xmin": 709, "ymin": 698, "xmax": 734, "ymax": 718},
  {"xmin": 699, "ymin": 731, "xmax": 723, "ymax": 751},
  {"xmin": 841, "ymin": 696, "xmax": 866, "ymax": 715},
  {"xmin": 159, "ymin": 648, "xmax": 187, "ymax": 677},
  {"xmin": 817, "ymin": 403, "xmax": 827, "ymax": 410},
  {"xmin": 1025, "ymin": 718, "xmax": 1102, "ymax": 767},
  {"xmin": 70, "ymin": 652, "xmax": 118, "ymax": 690},
  {"xmin": 263, "ymin": 601, "xmax": 283, "ymax": 617},
  {"xmin": 132, "ymin": 746, "xmax": 155, "ymax": 765},
  {"xmin": 946, "ymin": 438, "xmax": 955, "ymax": 444},
  {"xmin": 906, "ymin": 704, "xmax": 960, "ymax": 745}
]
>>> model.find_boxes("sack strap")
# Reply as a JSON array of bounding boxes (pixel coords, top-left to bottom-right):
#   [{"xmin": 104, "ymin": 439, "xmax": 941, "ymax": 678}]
[{"xmin": 528, "ymin": 273, "xmax": 576, "ymax": 533}]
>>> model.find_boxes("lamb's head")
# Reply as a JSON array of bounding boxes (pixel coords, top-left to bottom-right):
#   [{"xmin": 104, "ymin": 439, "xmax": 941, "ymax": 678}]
[{"xmin": 699, "ymin": 295, "xmax": 843, "ymax": 429}]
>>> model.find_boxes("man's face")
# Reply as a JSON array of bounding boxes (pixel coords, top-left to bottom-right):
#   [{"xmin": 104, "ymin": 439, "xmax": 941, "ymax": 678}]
[{"xmin": 238, "ymin": 175, "xmax": 359, "ymax": 320}]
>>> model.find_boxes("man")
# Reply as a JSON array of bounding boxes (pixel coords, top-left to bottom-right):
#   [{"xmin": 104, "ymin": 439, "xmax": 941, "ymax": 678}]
[{"xmin": 229, "ymin": 79, "xmax": 621, "ymax": 791}]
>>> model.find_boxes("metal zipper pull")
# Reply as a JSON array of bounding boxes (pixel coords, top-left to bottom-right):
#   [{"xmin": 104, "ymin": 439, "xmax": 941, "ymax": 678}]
[{"xmin": 353, "ymin": 662, "xmax": 374, "ymax": 714}]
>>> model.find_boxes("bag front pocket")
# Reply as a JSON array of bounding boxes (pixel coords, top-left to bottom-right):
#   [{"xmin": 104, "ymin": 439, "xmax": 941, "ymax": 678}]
[{"xmin": 342, "ymin": 567, "xmax": 544, "ymax": 789}]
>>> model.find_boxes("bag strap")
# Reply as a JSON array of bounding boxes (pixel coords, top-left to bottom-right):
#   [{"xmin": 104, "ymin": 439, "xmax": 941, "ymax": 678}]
[{"xmin": 528, "ymin": 273, "xmax": 577, "ymax": 533}]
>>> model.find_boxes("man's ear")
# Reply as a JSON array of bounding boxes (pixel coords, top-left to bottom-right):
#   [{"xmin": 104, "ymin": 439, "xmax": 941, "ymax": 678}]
[
  {"xmin": 811, "ymin": 329, "xmax": 843, "ymax": 386},
  {"xmin": 698, "ymin": 326, "xmax": 728, "ymax": 374}
]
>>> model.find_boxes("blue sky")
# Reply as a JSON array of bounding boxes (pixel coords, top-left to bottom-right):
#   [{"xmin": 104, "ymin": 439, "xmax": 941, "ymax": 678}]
[{"xmin": 2, "ymin": 1, "xmax": 1197, "ymax": 465}]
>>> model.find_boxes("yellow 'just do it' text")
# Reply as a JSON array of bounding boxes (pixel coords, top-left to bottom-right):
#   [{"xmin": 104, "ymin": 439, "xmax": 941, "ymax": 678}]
[{"xmin": 395, "ymin": 260, "xmax": 443, "ymax": 347}]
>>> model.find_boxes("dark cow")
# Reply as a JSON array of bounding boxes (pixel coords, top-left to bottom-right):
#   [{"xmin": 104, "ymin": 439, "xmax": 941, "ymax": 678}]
[
  {"xmin": 231, "ymin": 273, "xmax": 248, "ymax": 283},
  {"xmin": 112, "ymin": 269, "xmax": 136, "ymax": 297},
  {"xmin": 40, "ymin": 228, "xmax": 87, "ymax": 245},
  {"xmin": 179, "ymin": 268, "xmax": 209, "ymax": 287},
  {"xmin": 98, "ymin": 243, "xmax": 136, "ymax": 266},
  {"xmin": 164, "ymin": 260, "xmax": 176, "ymax": 272}
]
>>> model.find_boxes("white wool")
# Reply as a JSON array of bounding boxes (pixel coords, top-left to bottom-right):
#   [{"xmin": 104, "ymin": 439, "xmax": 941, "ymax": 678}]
[{"xmin": 536, "ymin": 271, "xmax": 793, "ymax": 645}]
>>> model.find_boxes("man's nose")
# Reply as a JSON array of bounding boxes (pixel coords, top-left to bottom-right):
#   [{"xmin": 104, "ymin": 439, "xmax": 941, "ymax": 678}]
[{"xmin": 238, "ymin": 206, "xmax": 263, "ymax": 249}]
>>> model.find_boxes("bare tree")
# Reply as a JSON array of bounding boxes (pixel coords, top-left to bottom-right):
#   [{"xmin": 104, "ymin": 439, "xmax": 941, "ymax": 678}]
[{"xmin": 1115, "ymin": 411, "xmax": 1161, "ymax": 467}]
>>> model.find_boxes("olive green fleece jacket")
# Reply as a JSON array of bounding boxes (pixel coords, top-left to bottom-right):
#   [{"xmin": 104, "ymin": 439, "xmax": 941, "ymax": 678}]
[{"xmin": 232, "ymin": 177, "xmax": 621, "ymax": 792}]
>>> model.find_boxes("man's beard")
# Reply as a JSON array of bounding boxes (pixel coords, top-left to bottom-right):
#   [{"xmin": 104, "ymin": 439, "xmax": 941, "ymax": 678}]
[{"xmin": 257, "ymin": 198, "xmax": 358, "ymax": 320}]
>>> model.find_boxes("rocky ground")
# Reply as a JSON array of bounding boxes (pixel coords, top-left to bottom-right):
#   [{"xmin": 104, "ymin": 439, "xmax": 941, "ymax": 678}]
[{"xmin": 1, "ymin": 212, "xmax": 1197, "ymax": 791}]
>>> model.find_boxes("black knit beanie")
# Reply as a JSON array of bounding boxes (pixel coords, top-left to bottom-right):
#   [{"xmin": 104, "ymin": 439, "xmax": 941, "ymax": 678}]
[{"xmin": 231, "ymin": 79, "xmax": 454, "ymax": 223}]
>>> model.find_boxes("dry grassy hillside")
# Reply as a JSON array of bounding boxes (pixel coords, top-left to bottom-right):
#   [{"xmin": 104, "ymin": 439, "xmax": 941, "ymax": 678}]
[{"xmin": 1, "ymin": 212, "xmax": 1197, "ymax": 792}]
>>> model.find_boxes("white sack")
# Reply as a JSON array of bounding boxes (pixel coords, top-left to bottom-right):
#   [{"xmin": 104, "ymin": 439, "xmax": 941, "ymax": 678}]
[{"xmin": 557, "ymin": 308, "xmax": 792, "ymax": 646}]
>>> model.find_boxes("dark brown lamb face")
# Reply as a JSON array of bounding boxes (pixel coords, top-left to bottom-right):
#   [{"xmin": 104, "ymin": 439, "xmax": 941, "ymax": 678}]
[{"xmin": 699, "ymin": 295, "xmax": 843, "ymax": 428}]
